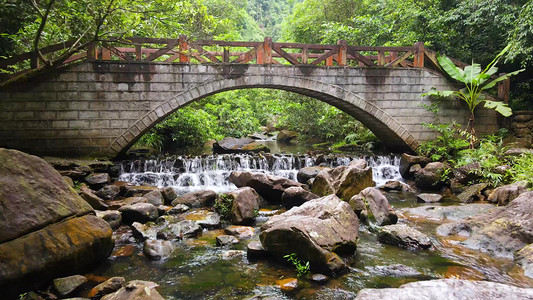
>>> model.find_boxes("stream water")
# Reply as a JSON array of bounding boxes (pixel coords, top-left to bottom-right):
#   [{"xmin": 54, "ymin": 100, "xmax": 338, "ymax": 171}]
[{"xmin": 88, "ymin": 144, "xmax": 533, "ymax": 299}]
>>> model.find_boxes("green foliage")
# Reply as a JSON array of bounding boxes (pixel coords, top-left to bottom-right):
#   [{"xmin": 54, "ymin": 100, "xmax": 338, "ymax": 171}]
[
  {"xmin": 214, "ymin": 194, "xmax": 233, "ymax": 220},
  {"xmin": 510, "ymin": 153, "xmax": 533, "ymax": 187},
  {"xmin": 283, "ymin": 253, "xmax": 310, "ymax": 278},
  {"xmin": 417, "ymin": 122, "xmax": 471, "ymax": 161}
]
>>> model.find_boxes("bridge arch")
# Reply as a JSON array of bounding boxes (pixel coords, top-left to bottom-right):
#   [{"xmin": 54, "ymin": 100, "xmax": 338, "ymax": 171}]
[{"xmin": 110, "ymin": 73, "xmax": 418, "ymax": 157}]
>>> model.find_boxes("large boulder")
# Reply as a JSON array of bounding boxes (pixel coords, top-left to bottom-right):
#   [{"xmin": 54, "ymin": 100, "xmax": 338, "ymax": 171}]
[
  {"xmin": 311, "ymin": 159, "xmax": 374, "ymax": 201},
  {"xmin": 260, "ymin": 195, "xmax": 359, "ymax": 275},
  {"xmin": 297, "ymin": 166, "xmax": 330, "ymax": 184},
  {"xmin": 349, "ymin": 187, "xmax": 397, "ymax": 226},
  {"xmin": 229, "ymin": 171, "xmax": 305, "ymax": 203},
  {"xmin": 456, "ymin": 183, "xmax": 488, "ymax": 203},
  {"xmin": 118, "ymin": 203, "xmax": 159, "ymax": 224},
  {"xmin": 437, "ymin": 191, "xmax": 533, "ymax": 259},
  {"xmin": 217, "ymin": 187, "xmax": 261, "ymax": 224},
  {"xmin": 354, "ymin": 279, "xmax": 533, "ymax": 300},
  {"xmin": 399, "ymin": 153, "xmax": 430, "ymax": 179},
  {"xmin": 281, "ymin": 186, "xmax": 319, "ymax": 208},
  {"xmin": 414, "ymin": 162, "xmax": 449, "ymax": 191},
  {"xmin": 171, "ymin": 190, "xmax": 217, "ymax": 208},
  {"xmin": 0, "ymin": 148, "xmax": 114, "ymax": 296},
  {"xmin": 213, "ymin": 137, "xmax": 270, "ymax": 154},
  {"xmin": 277, "ymin": 130, "xmax": 299, "ymax": 143},
  {"xmin": 487, "ymin": 183, "xmax": 527, "ymax": 206}
]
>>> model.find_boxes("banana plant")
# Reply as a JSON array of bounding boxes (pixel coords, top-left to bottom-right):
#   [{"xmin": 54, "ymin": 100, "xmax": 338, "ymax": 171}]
[{"xmin": 423, "ymin": 44, "xmax": 524, "ymax": 148}]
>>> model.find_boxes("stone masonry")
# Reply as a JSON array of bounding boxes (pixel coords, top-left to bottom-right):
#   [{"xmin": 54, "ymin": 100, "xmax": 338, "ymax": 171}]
[{"xmin": 0, "ymin": 61, "xmax": 501, "ymax": 157}]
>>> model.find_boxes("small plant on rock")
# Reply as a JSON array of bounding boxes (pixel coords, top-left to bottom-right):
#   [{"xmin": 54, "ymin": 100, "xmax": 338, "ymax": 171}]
[
  {"xmin": 284, "ymin": 253, "xmax": 310, "ymax": 278},
  {"xmin": 214, "ymin": 194, "xmax": 233, "ymax": 220}
]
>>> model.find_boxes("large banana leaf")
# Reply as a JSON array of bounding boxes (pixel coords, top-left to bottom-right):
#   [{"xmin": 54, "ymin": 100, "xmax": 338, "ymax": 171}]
[
  {"xmin": 421, "ymin": 88, "xmax": 455, "ymax": 97},
  {"xmin": 482, "ymin": 69, "xmax": 525, "ymax": 90},
  {"xmin": 484, "ymin": 100, "xmax": 512, "ymax": 117},
  {"xmin": 437, "ymin": 55, "xmax": 465, "ymax": 82},
  {"xmin": 463, "ymin": 63, "xmax": 481, "ymax": 85}
]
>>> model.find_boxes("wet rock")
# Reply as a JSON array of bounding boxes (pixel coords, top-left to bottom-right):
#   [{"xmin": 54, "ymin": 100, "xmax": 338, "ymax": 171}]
[
  {"xmin": 157, "ymin": 205, "xmax": 172, "ymax": 216},
  {"xmin": 310, "ymin": 274, "xmax": 329, "ymax": 284},
  {"xmin": 166, "ymin": 204, "xmax": 190, "ymax": 214},
  {"xmin": 349, "ymin": 187, "xmax": 397, "ymax": 226},
  {"xmin": 213, "ymin": 137, "xmax": 270, "ymax": 154},
  {"xmin": 414, "ymin": 162, "xmax": 449, "ymax": 190},
  {"xmin": 456, "ymin": 183, "xmax": 488, "ymax": 203},
  {"xmin": 354, "ymin": 279, "xmax": 533, "ymax": 299},
  {"xmin": 281, "ymin": 186, "xmax": 319, "ymax": 208},
  {"xmin": 366, "ymin": 264, "xmax": 421, "ymax": 277},
  {"xmin": 85, "ymin": 173, "xmax": 111, "ymax": 189},
  {"xmin": 248, "ymin": 133, "xmax": 268, "ymax": 140},
  {"xmin": 118, "ymin": 203, "xmax": 159, "ymax": 224},
  {"xmin": 216, "ymin": 235, "xmax": 239, "ymax": 246},
  {"xmin": 229, "ymin": 171, "xmax": 305, "ymax": 203},
  {"xmin": 277, "ymin": 130, "xmax": 299, "ymax": 143},
  {"xmin": 95, "ymin": 184, "xmax": 121, "ymax": 201},
  {"xmin": 171, "ymin": 190, "xmax": 217, "ymax": 208},
  {"xmin": 399, "ymin": 153, "xmax": 430, "ymax": 179},
  {"xmin": 53, "ymin": 275, "xmax": 87, "ymax": 297},
  {"xmin": 180, "ymin": 209, "xmax": 221, "ymax": 228},
  {"xmin": 452, "ymin": 162, "xmax": 481, "ymax": 184},
  {"xmin": 417, "ymin": 193, "xmax": 442, "ymax": 203},
  {"xmin": 100, "ymin": 280, "xmax": 164, "ymax": 300},
  {"xmin": 260, "ymin": 195, "xmax": 359, "ymax": 275},
  {"xmin": 277, "ymin": 278, "xmax": 298, "ymax": 293},
  {"xmin": 63, "ymin": 176, "xmax": 74, "ymax": 187},
  {"xmin": 436, "ymin": 191, "xmax": 533, "ymax": 259},
  {"xmin": 218, "ymin": 187, "xmax": 261, "ymax": 224},
  {"xmin": 131, "ymin": 222, "xmax": 158, "ymax": 241},
  {"xmin": 516, "ymin": 244, "xmax": 533, "ymax": 278},
  {"xmin": 297, "ymin": 166, "xmax": 330, "ymax": 184},
  {"xmin": 88, "ymin": 277, "xmax": 125, "ymax": 298},
  {"xmin": 487, "ymin": 183, "xmax": 527, "ymax": 206},
  {"xmin": 79, "ymin": 186, "xmax": 109, "ymax": 210},
  {"xmin": 161, "ymin": 187, "xmax": 177, "ymax": 204},
  {"xmin": 399, "ymin": 204, "xmax": 495, "ymax": 223},
  {"xmin": 376, "ymin": 224, "xmax": 432, "ymax": 250},
  {"xmin": 157, "ymin": 219, "xmax": 202, "ymax": 239},
  {"xmin": 225, "ymin": 225, "xmax": 255, "ymax": 239},
  {"xmin": 143, "ymin": 190, "xmax": 164, "ymax": 206},
  {"xmin": 504, "ymin": 148, "xmax": 533, "ymax": 157},
  {"xmin": 143, "ymin": 239, "xmax": 175, "ymax": 260},
  {"xmin": 312, "ymin": 159, "xmax": 374, "ymax": 201},
  {"xmin": 96, "ymin": 210, "xmax": 122, "ymax": 230},
  {"xmin": 380, "ymin": 180, "xmax": 414, "ymax": 192},
  {"xmin": 124, "ymin": 186, "xmax": 158, "ymax": 197},
  {"xmin": 246, "ymin": 241, "xmax": 269, "ymax": 259},
  {"xmin": 220, "ymin": 250, "xmax": 245, "ymax": 260},
  {"xmin": 0, "ymin": 148, "xmax": 113, "ymax": 297},
  {"xmin": 107, "ymin": 197, "xmax": 148, "ymax": 210}
]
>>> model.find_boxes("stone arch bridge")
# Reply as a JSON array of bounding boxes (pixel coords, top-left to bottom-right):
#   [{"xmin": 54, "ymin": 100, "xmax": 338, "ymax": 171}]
[{"xmin": 0, "ymin": 37, "xmax": 505, "ymax": 158}]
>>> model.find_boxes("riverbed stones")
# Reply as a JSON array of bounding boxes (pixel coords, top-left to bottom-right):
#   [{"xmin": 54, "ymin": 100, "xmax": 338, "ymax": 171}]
[
  {"xmin": 487, "ymin": 183, "xmax": 527, "ymax": 205},
  {"xmin": 95, "ymin": 184, "xmax": 121, "ymax": 200},
  {"xmin": 161, "ymin": 187, "xmax": 178, "ymax": 204},
  {"xmin": 260, "ymin": 195, "xmax": 359, "ymax": 275},
  {"xmin": 118, "ymin": 203, "xmax": 159, "ymax": 224},
  {"xmin": 143, "ymin": 239, "xmax": 175, "ymax": 260},
  {"xmin": 101, "ymin": 280, "xmax": 164, "ymax": 300},
  {"xmin": 229, "ymin": 171, "xmax": 305, "ymax": 203},
  {"xmin": 216, "ymin": 235, "xmax": 239, "ymax": 246},
  {"xmin": 399, "ymin": 153, "xmax": 430, "ymax": 179},
  {"xmin": 311, "ymin": 159, "xmax": 374, "ymax": 201},
  {"xmin": 213, "ymin": 137, "xmax": 270, "ymax": 154},
  {"xmin": 171, "ymin": 189, "xmax": 217, "ymax": 207},
  {"xmin": 414, "ymin": 162, "xmax": 449, "ymax": 190},
  {"xmin": 417, "ymin": 193, "xmax": 442, "ymax": 203},
  {"xmin": 0, "ymin": 148, "xmax": 114, "ymax": 297},
  {"xmin": 80, "ymin": 186, "xmax": 109, "ymax": 210},
  {"xmin": 225, "ymin": 225, "xmax": 255, "ymax": 239},
  {"xmin": 436, "ymin": 191, "xmax": 533, "ymax": 259},
  {"xmin": 88, "ymin": 277, "xmax": 125, "ymax": 298},
  {"xmin": 53, "ymin": 275, "xmax": 87, "ymax": 297},
  {"xmin": 376, "ymin": 224, "xmax": 432, "ymax": 250},
  {"xmin": 349, "ymin": 187, "xmax": 398, "ymax": 226},
  {"xmin": 281, "ymin": 186, "xmax": 319, "ymax": 208},
  {"xmin": 85, "ymin": 173, "xmax": 111, "ymax": 189},
  {"xmin": 96, "ymin": 210, "xmax": 122, "ymax": 230},
  {"xmin": 297, "ymin": 166, "xmax": 330, "ymax": 184},
  {"xmin": 143, "ymin": 190, "xmax": 164, "ymax": 206},
  {"xmin": 354, "ymin": 279, "xmax": 533, "ymax": 300},
  {"xmin": 456, "ymin": 183, "xmax": 488, "ymax": 203},
  {"xmin": 218, "ymin": 187, "xmax": 261, "ymax": 224},
  {"xmin": 180, "ymin": 209, "xmax": 221, "ymax": 228}
]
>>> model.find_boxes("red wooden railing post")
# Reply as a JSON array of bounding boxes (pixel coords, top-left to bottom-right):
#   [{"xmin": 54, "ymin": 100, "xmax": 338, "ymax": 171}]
[
  {"xmin": 179, "ymin": 34, "xmax": 189, "ymax": 63},
  {"xmin": 87, "ymin": 42, "xmax": 97, "ymax": 61},
  {"xmin": 135, "ymin": 45, "xmax": 142, "ymax": 60},
  {"xmin": 301, "ymin": 47, "xmax": 308, "ymax": 64},
  {"xmin": 337, "ymin": 40, "xmax": 347, "ymax": 66},
  {"xmin": 498, "ymin": 74, "xmax": 510, "ymax": 104},
  {"xmin": 101, "ymin": 47, "xmax": 111, "ymax": 60},
  {"xmin": 223, "ymin": 48, "xmax": 230, "ymax": 63},
  {"xmin": 264, "ymin": 37, "xmax": 272, "ymax": 64},
  {"xmin": 377, "ymin": 50, "xmax": 385, "ymax": 66},
  {"xmin": 414, "ymin": 42, "xmax": 425, "ymax": 68}
]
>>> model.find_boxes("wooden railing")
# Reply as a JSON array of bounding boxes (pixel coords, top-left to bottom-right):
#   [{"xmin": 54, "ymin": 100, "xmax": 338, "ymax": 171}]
[{"xmin": 0, "ymin": 35, "xmax": 510, "ymax": 101}]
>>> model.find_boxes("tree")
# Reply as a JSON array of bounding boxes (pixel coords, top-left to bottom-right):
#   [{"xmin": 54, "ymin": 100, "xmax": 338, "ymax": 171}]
[{"xmin": 423, "ymin": 45, "xmax": 524, "ymax": 147}]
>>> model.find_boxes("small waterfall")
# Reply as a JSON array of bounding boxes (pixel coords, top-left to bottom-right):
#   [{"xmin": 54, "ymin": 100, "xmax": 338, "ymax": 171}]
[{"xmin": 118, "ymin": 153, "xmax": 401, "ymax": 195}]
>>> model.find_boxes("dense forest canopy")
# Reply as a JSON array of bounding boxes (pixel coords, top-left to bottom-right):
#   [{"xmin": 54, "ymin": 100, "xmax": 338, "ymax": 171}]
[{"xmin": 0, "ymin": 0, "xmax": 531, "ymax": 151}]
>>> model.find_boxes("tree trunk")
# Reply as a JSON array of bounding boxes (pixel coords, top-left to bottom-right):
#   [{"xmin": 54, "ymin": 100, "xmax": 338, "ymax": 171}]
[{"xmin": 467, "ymin": 112, "xmax": 476, "ymax": 149}]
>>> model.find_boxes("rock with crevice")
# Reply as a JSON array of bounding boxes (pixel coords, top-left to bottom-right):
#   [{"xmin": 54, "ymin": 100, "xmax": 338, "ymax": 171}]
[
  {"xmin": 171, "ymin": 190, "xmax": 217, "ymax": 208},
  {"xmin": 312, "ymin": 159, "xmax": 374, "ymax": 201},
  {"xmin": 487, "ymin": 183, "xmax": 527, "ymax": 206},
  {"xmin": 229, "ymin": 171, "xmax": 305, "ymax": 203},
  {"xmin": 349, "ymin": 187, "xmax": 397, "ymax": 226},
  {"xmin": 281, "ymin": 186, "xmax": 319, "ymax": 208}
]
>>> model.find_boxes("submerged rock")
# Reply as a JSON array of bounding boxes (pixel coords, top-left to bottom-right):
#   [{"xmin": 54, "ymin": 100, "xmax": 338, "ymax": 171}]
[
  {"xmin": 101, "ymin": 280, "xmax": 164, "ymax": 300},
  {"xmin": 349, "ymin": 187, "xmax": 397, "ymax": 226},
  {"xmin": 260, "ymin": 195, "xmax": 359, "ymax": 275},
  {"xmin": 229, "ymin": 171, "xmax": 305, "ymax": 203},
  {"xmin": 312, "ymin": 159, "xmax": 374, "ymax": 201},
  {"xmin": 354, "ymin": 279, "xmax": 533, "ymax": 299},
  {"xmin": 143, "ymin": 239, "xmax": 175, "ymax": 260},
  {"xmin": 376, "ymin": 224, "xmax": 432, "ymax": 250}
]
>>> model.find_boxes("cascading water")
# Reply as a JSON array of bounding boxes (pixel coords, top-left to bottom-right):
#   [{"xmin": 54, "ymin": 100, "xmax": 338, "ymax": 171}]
[{"xmin": 118, "ymin": 153, "xmax": 402, "ymax": 194}]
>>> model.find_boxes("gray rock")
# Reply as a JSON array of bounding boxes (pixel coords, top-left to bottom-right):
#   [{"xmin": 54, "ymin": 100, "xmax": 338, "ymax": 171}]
[
  {"xmin": 161, "ymin": 187, "xmax": 178, "ymax": 204},
  {"xmin": 131, "ymin": 222, "xmax": 158, "ymax": 241},
  {"xmin": 376, "ymin": 224, "xmax": 432, "ymax": 250},
  {"xmin": 281, "ymin": 186, "xmax": 319, "ymax": 208},
  {"xmin": 312, "ymin": 159, "xmax": 374, "ymax": 201},
  {"xmin": 166, "ymin": 204, "xmax": 190, "ymax": 214},
  {"xmin": 100, "ymin": 280, "xmax": 164, "ymax": 300},
  {"xmin": 399, "ymin": 153, "xmax": 430, "ymax": 179},
  {"xmin": 310, "ymin": 274, "xmax": 329, "ymax": 284},
  {"xmin": 414, "ymin": 162, "xmax": 449, "ymax": 191},
  {"xmin": 417, "ymin": 193, "xmax": 443, "ymax": 203},
  {"xmin": 89, "ymin": 277, "xmax": 125, "ymax": 299},
  {"xmin": 124, "ymin": 186, "xmax": 158, "ymax": 197},
  {"xmin": 53, "ymin": 275, "xmax": 87, "ymax": 296},
  {"xmin": 516, "ymin": 243, "xmax": 533, "ymax": 278},
  {"xmin": 118, "ymin": 203, "xmax": 159, "ymax": 224},
  {"xmin": 380, "ymin": 180, "xmax": 414, "ymax": 192},
  {"xmin": 171, "ymin": 190, "xmax": 217, "ymax": 208},
  {"xmin": 349, "ymin": 187, "xmax": 398, "ymax": 226},
  {"xmin": 157, "ymin": 219, "xmax": 202, "ymax": 239},
  {"xmin": 297, "ymin": 166, "xmax": 330, "ymax": 184},
  {"xmin": 157, "ymin": 205, "xmax": 172, "ymax": 216},
  {"xmin": 246, "ymin": 241, "xmax": 269, "ymax": 259},
  {"xmin": 85, "ymin": 173, "xmax": 111, "ymax": 188},
  {"xmin": 143, "ymin": 190, "xmax": 164, "ymax": 206},
  {"xmin": 366, "ymin": 264, "xmax": 421, "ymax": 277},
  {"xmin": 354, "ymin": 279, "xmax": 533, "ymax": 300},
  {"xmin": 225, "ymin": 225, "xmax": 255, "ymax": 239},
  {"xmin": 96, "ymin": 210, "xmax": 122, "ymax": 230},
  {"xmin": 260, "ymin": 195, "xmax": 359, "ymax": 275},
  {"xmin": 79, "ymin": 186, "xmax": 108, "ymax": 210},
  {"xmin": 218, "ymin": 187, "xmax": 261, "ymax": 224},
  {"xmin": 456, "ymin": 183, "xmax": 488, "ymax": 203},
  {"xmin": 399, "ymin": 204, "xmax": 495, "ymax": 223},
  {"xmin": 487, "ymin": 183, "xmax": 527, "ymax": 206},
  {"xmin": 143, "ymin": 239, "xmax": 174, "ymax": 260},
  {"xmin": 216, "ymin": 235, "xmax": 239, "ymax": 246},
  {"xmin": 179, "ymin": 209, "xmax": 221, "ymax": 228},
  {"xmin": 95, "ymin": 185, "xmax": 121, "ymax": 201},
  {"xmin": 229, "ymin": 171, "xmax": 305, "ymax": 204}
]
